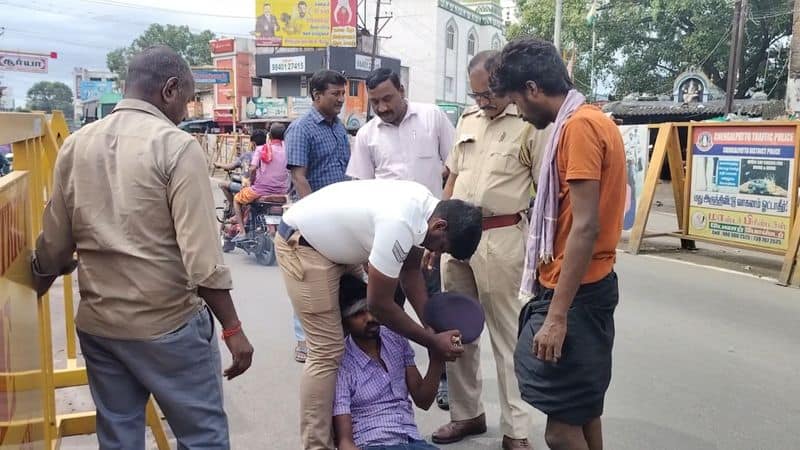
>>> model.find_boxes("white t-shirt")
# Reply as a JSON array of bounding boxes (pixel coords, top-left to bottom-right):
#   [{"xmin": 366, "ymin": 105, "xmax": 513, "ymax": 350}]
[{"xmin": 282, "ymin": 179, "xmax": 439, "ymax": 278}]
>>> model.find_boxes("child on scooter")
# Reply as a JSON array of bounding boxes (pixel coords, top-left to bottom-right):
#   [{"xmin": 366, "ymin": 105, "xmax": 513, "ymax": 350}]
[{"xmin": 232, "ymin": 124, "xmax": 290, "ymax": 241}]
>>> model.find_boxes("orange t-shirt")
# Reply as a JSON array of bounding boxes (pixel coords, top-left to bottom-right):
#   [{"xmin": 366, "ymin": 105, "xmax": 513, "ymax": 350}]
[{"xmin": 538, "ymin": 105, "xmax": 626, "ymax": 289}]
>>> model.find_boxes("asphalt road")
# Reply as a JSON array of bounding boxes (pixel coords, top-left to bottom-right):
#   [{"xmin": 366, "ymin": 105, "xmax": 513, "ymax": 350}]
[
  {"xmin": 54, "ymin": 232, "xmax": 800, "ymax": 450},
  {"xmin": 211, "ymin": 247, "xmax": 800, "ymax": 450}
]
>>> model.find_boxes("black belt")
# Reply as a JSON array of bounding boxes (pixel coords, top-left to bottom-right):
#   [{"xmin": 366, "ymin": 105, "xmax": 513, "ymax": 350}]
[{"xmin": 277, "ymin": 220, "xmax": 312, "ymax": 247}]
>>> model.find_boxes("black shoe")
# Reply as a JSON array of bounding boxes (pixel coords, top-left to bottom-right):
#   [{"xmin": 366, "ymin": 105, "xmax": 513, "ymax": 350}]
[{"xmin": 436, "ymin": 378, "xmax": 449, "ymax": 411}]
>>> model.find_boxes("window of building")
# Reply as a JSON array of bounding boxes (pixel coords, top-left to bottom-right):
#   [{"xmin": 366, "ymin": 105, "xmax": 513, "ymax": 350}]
[
  {"xmin": 446, "ymin": 24, "xmax": 456, "ymax": 50},
  {"xmin": 445, "ymin": 76, "xmax": 454, "ymax": 93},
  {"xmin": 467, "ymin": 33, "xmax": 477, "ymax": 56},
  {"xmin": 492, "ymin": 35, "xmax": 503, "ymax": 50},
  {"xmin": 349, "ymin": 79, "xmax": 360, "ymax": 97}
]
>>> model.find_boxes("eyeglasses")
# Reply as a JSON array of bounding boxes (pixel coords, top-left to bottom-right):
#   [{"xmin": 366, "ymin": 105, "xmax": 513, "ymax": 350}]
[{"xmin": 467, "ymin": 90, "xmax": 494, "ymax": 101}]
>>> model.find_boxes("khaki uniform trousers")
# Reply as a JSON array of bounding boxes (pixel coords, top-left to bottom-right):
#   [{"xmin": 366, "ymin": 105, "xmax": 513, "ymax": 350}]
[
  {"xmin": 441, "ymin": 219, "xmax": 533, "ymax": 439},
  {"xmin": 275, "ymin": 233, "xmax": 363, "ymax": 450}
]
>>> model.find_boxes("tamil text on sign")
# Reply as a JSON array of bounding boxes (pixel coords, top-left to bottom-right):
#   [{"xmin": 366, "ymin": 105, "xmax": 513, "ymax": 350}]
[
  {"xmin": 687, "ymin": 125, "xmax": 797, "ymax": 250},
  {"xmin": 0, "ymin": 52, "xmax": 48, "ymax": 74}
]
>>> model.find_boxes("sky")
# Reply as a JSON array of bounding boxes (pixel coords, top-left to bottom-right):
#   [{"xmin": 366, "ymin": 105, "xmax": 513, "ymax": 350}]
[{"xmin": 0, "ymin": 0, "xmax": 256, "ymax": 106}]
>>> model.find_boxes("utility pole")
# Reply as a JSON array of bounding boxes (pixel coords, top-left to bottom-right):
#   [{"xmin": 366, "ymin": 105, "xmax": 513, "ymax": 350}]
[
  {"xmin": 554, "ymin": 0, "xmax": 563, "ymax": 51},
  {"xmin": 367, "ymin": 1, "xmax": 392, "ymax": 119},
  {"xmin": 370, "ymin": 0, "xmax": 382, "ymax": 72},
  {"xmin": 725, "ymin": 0, "xmax": 748, "ymax": 114},
  {"xmin": 786, "ymin": 0, "xmax": 800, "ymax": 113}
]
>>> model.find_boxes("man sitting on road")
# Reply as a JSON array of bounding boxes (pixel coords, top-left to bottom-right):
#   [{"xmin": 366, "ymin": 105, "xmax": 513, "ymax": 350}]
[
  {"xmin": 275, "ymin": 179, "xmax": 482, "ymax": 449},
  {"xmin": 232, "ymin": 124, "xmax": 290, "ymax": 241},
  {"xmin": 214, "ymin": 137, "xmax": 255, "ymax": 209},
  {"xmin": 334, "ymin": 274, "xmax": 444, "ymax": 450}
]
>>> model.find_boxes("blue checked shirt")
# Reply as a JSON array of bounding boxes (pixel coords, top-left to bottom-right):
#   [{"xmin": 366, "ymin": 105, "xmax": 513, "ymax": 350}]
[{"xmin": 285, "ymin": 107, "xmax": 350, "ymax": 192}]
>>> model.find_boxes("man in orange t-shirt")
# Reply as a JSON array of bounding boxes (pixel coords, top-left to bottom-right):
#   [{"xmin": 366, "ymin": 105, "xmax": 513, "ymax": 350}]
[{"xmin": 490, "ymin": 37, "xmax": 626, "ymax": 450}]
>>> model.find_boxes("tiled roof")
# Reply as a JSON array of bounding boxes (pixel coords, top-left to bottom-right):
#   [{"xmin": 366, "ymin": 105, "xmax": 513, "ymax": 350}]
[{"xmin": 603, "ymin": 99, "xmax": 786, "ymax": 120}]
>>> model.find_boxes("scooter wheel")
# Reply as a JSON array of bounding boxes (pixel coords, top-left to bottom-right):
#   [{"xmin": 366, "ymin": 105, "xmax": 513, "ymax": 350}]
[{"xmin": 255, "ymin": 234, "xmax": 276, "ymax": 266}]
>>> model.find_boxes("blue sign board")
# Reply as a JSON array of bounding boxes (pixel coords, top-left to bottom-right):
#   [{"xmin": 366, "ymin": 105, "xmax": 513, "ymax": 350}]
[
  {"xmin": 79, "ymin": 80, "xmax": 115, "ymax": 101},
  {"xmin": 192, "ymin": 69, "xmax": 231, "ymax": 84},
  {"xmin": 715, "ymin": 159, "xmax": 741, "ymax": 188}
]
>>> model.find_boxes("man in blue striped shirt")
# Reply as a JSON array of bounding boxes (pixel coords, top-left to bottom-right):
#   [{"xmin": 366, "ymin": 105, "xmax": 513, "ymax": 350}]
[{"xmin": 286, "ymin": 69, "xmax": 351, "ymax": 198}]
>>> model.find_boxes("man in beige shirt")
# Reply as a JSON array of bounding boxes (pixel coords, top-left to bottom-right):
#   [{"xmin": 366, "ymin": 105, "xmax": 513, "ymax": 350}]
[
  {"xmin": 32, "ymin": 46, "xmax": 253, "ymax": 450},
  {"xmin": 432, "ymin": 51, "xmax": 550, "ymax": 450}
]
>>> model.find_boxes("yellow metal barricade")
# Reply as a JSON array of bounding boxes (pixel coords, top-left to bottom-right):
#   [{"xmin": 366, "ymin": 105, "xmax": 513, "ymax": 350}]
[
  {"xmin": 0, "ymin": 112, "xmax": 170, "ymax": 449},
  {"xmin": 196, "ymin": 133, "xmax": 249, "ymax": 176}
]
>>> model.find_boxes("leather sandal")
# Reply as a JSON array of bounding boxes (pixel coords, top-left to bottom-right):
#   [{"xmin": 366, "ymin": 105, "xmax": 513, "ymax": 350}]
[{"xmin": 431, "ymin": 413, "xmax": 487, "ymax": 444}]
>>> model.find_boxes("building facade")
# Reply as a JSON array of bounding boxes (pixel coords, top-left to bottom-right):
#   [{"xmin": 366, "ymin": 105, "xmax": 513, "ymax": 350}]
[
  {"xmin": 72, "ymin": 68, "xmax": 117, "ymax": 122},
  {"xmin": 362, "ymin": 0, "xmax": 506, "ymax": 117}
]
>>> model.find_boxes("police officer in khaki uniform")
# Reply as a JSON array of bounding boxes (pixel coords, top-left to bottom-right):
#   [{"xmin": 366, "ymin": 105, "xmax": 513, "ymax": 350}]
[{"xmin": 431, "ymin": 50, "xmax": 551, "ymax": 450}]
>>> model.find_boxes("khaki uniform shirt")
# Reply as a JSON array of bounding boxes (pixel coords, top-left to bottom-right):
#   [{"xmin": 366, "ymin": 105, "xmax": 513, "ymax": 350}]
[
  {"xmin": 446, "ymin": 104, "xmax": 550, "ymax": 216},
  {"xmin": 34, "ymin": 99, "xmax": 232, "ymax": 340}
]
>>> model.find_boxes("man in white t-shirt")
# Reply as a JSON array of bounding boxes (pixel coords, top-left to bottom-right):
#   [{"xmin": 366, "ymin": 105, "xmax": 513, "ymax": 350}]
[
  {"xmin": 275, "ymin": 179, "xmax": 483, "ymax": 450},
  {"xmin": 347, "ymin": 68, "xmax": 457, "ymax": 410}
]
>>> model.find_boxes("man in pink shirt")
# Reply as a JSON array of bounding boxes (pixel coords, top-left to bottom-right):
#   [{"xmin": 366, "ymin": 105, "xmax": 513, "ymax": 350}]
[
  {"xmin": 232, "ymin": 124, "xmax": 290, "ymax": 240},
  {"xmin": 347, "ymin": 68, "xmax": 455, "ymax": 198}
]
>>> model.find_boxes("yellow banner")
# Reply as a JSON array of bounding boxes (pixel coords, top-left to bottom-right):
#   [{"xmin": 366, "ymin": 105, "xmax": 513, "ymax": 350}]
[
  {"xmin": 687, "ymin": 206, "xmax": 791, "ymax": 251},
  {"xmin": 0, "ymin": 172, "xmax": 46, "ymax": 449},
  {"xmin": 254, "ymin": 0, "xmax": 332, "ymax": 48}
]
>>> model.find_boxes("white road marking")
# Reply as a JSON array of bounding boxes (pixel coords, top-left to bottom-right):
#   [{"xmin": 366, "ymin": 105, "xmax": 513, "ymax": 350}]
[{"xmin": 615, "ymin": 248, "xmax": 780, "ymax": 283}]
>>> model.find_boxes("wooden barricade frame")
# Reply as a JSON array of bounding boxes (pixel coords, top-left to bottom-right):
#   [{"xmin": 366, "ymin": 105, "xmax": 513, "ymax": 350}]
[
  {"xmin": 0, "ymin": 111, "xmax": 170, "ymax": 449},
  {"xmin": 199, "ymin": 133, "xmax": 250, "ymax": 177},
  {"xmin": 628, "ymin": 121, "xmax": 800, "ymax": 287}
]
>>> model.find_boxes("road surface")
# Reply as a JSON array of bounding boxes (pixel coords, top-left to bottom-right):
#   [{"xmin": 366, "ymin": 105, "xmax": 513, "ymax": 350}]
[{"xmin": 56, "ymin": 240, "xmax": 800, "ymax": 449}]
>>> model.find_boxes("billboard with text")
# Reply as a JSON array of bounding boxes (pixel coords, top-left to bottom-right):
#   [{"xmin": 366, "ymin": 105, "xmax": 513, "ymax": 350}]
[{"xmin": 254, "ymin": 0, "xmax": 356, "ymax": 47}]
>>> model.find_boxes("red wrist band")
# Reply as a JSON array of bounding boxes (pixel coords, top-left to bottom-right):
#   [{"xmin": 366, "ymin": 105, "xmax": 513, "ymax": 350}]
[{"xmin": 221, "ymin": 321, "xmax": 242, "ymax": 339}]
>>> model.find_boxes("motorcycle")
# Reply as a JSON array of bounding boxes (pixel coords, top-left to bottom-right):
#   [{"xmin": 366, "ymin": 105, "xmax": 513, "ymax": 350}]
[{"xmin": 220, "ymin": 194, "xmax": 288, "ymax": 266}]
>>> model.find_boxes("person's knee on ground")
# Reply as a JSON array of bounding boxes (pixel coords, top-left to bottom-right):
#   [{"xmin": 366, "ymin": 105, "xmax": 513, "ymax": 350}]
[{"xmin": 545, "ymin": 418, "xmax": 590, "ymax": 450}]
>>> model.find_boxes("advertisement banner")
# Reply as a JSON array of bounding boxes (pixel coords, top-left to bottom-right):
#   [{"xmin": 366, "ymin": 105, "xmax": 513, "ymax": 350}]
[
  {"xmin": 687, "ymin": 125, "xmax": 797, "ymax": 250},
  {"xmin": 214, "ymin": 108, "xmax": 234, "ymax": 124},
  {"xmin": 619, "ymin": 125, "xmax": 649, "ymax": 230},
  {"xmin": 245, "ymin": 97, "xmax": 288, "ymax": 119},
  {"xmin": 355, "ymin": 54, "xmax": 381, "ymax": 72},
  {"xmin": 254, "ymin": 0, "xmax": 332, "ymax": 48},
  {"xmin": 330, "ymin": 0, "xmax": 357, "ymax": 47},
  {"xmin": 688, "ymin": 207, "xmax": 791, "ymax": 251},
  {"xmin": 79, "ymin": 80, "xmax": 114, "ymax": 101},
  {"xmin": 288, "ymin": 96, "xmax": 313, "ymax": 118},
  {"xmin": 210, "ymin": 39, "xmax": 235, "ymax": 54},
  {"xmin": 192, "ymin": 69, "xmax": 231, "ymax": 84},
  {"xmin": 0, "ymin": 52, "xmax": 48, "ymax": 74},
  {"xmin": 214, "ymin": 59, "xmax": 234, "ymax": 106}
]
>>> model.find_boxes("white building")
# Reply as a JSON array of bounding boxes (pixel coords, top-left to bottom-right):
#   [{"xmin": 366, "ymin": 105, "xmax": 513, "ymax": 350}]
[
  {"xmin": 361, "ymin": 0, "xmax": 506, "ymax": 116},
  {"xmin": 500, "ymin": 0, "xmax": 520, "ymax": 25},
  {"xmin": 73, "ymin": 68, "xmax": 117, "ymax": 122},
  {"xmin": 0, "ymin": 86, "xmax": 14, "ymax": 110}
]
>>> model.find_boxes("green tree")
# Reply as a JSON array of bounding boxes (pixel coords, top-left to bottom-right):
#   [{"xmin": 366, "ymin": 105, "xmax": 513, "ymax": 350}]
[
  {"xmin": 26, "ymin": 81, "xmax": 74, "ymax": 117},
  {"xmin": 107, "ymin": 24, "xmax": 216, "ymax": 81},
  {"xmin": 509, "ymin": 0, "xmax": 792, "ymax": 99}
]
